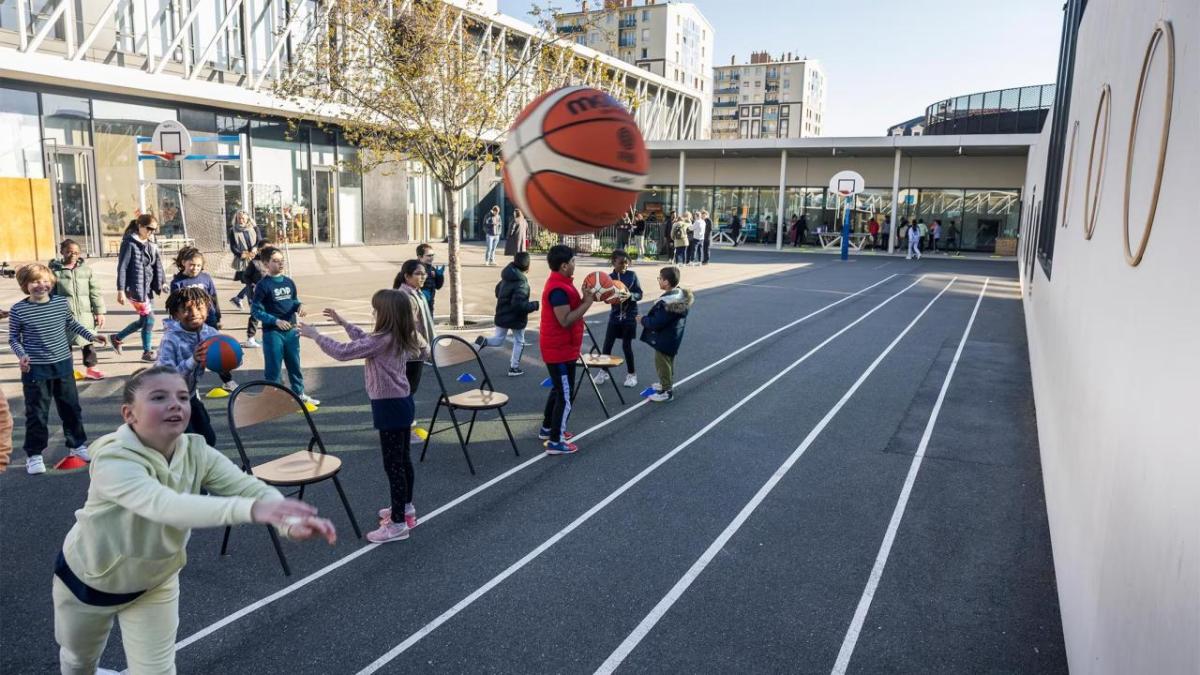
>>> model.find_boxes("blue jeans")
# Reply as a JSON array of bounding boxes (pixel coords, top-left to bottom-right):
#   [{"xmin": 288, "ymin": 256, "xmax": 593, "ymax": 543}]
[
  {"xmin": 114, "ymin": 313, "xmax": 155, "ymax": 352},
  {"xmin": 262, "ymin": 328, "xmax": 305, "ymax": 395},
  {"xmin": 482, "ymin": 326, "xmax": 526, "ymax": 369},
  {"xmin": 484, "ymin": 234, "xmax": 499, "ymax": 263}
]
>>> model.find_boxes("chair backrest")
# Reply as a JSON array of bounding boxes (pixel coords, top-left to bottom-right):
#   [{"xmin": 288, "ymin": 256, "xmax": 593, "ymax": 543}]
[
  {"xmin": 429, "ymin": 334, "xmax": 496, "ymax": 398},
  {"xmin": 226, "ymin": 380, "xmax": 326, "ymax": 470}
]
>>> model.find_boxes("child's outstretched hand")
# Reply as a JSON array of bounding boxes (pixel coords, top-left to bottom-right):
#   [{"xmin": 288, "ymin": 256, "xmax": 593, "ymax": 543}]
[
  {"xmin": 285, "ymin": 516, "xmax": 337, "ymax": 545},
  {"xmin": 93, "ymin": 335, "xmax": 108, "ymax": 346},
  {"xmin": 296, "ymin": 322, "xmax": 320, "ymax": 339},
  {"xmin": 322, "ymin": 308, "xmax": 344, "ymax": 325},
  {"xmin": 193, "ymin": 340, "xmax": 208, "ymax": 364},
  {"xmin": 252, "ymin": 497, "xmax": 317, "ymax": 527}
]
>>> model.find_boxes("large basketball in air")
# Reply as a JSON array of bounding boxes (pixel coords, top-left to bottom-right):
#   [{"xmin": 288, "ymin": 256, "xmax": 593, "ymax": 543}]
[
  {"xmin": 502, "ymin": 86, "xmax": 648, "ymax": 236},
  {"xmin": 581, "ymin": 271, "xmax": 618, "ymax": 302},
  {"xmin": 202, "ymin": 334, "xmax": 243, "ymax": 372}
]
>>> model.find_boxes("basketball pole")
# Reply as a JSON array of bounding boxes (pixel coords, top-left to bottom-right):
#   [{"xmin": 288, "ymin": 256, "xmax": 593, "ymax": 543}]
[{"xmin": 840, "ymin": 194, "xmax": 852, "ymax": 261}]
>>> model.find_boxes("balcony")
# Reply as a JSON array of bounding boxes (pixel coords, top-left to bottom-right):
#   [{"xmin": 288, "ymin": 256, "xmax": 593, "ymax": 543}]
[
  {"xmin": 714, "ymin": 86, "xmax": 738, "ymax": 95},
  {"xmin": 619, "ymin": 17, "xmax": 636, "ymax": 28},
  {"xmin": 714, "ymin": 101, "xmax": 738, "ymax": 107},
  {"xmin": 557, "ymin": 24, "xmax": 584, "ymax": 34}
]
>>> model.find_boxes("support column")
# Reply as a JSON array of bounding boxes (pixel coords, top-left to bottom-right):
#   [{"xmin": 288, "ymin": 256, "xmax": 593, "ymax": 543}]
[
  {"xmin": 889, "ymin": 148, "xmax": 901, "ymax": 255},
  {"xmin": 776, "ymin": 149, "xmax": 787, "ymax": 250},
  {"xmin": 676, "ymin": 151, "xmax": 686, "ymax": 214},
  {"xmin": 239, "ymin": 132, "xmax": 250, "ymax": 222}
]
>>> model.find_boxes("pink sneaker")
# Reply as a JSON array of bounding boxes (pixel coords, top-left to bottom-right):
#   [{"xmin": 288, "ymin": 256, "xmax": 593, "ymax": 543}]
[
  {"xmin": 366, "ymin": 521, "xmax": 410, "ymax": 544},
  {"xmin": 84, "ymin": 367, "xmax": 106, "ymax": 380},
  {"xmin": 378, "ymin": 505, "xmax": 419, "ymax": 529}
]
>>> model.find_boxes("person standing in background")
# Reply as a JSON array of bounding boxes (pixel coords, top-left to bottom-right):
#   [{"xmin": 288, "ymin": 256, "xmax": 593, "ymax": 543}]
[
  {"xmin": 416, "ymin": 244, "xmax": 445, "ymax": 312},
  {"xmin": 483, "ymin": 206, "xmax": 501, "ymax": 266},
  {"xmin": 730, "ymin": 212, "xmax": 742, "ymax": 247},
  {"xmin": 633, "ymin": 212, "xmax": 647, "ymax": 262},
  {"xmin": 700, "ymin": 210, "xmax": 713, "ymax": 264},
  {"xmin": 504, "ymin": 208, "xmax": 528, "ymax": 256}
]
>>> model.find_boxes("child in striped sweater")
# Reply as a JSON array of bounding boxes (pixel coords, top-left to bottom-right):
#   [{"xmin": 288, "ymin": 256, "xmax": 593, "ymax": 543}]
[{"xmin": 7, "ymin": 264, "xmax": 107, "ymax": 475}]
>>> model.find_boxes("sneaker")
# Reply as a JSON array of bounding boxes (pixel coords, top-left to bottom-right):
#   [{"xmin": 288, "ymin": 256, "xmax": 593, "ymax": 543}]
[
  {"xmin": 299, "ymin": 393, "xmax": 321, "ymax": 406},
  {"xmin": 592, "ymin": 370, "xmax": 610, "ymax": 384},
  {"xmin": 379, "ymin": 505, "xmax": 419, "ymax": 529},
  {"xmin": 651, "ymin": 382, "xmax": 663, "ymax": 392},
  {"xmin": 538, "ymin": 428, "xmax": 575, "ymax": 441},
  {"xmin": 69, "ymin": 445, "xmax": 91, "ymax": 462},
  {"xmin": 26, "ymin": 455, "xmax": 46, "ymax": 475},
  {"xmin": 84, "ymin": 367, "xmax": 106, "ymax": 380},
  {"xmin": 242, "ymin": 337, "xmax": 261, "ymax": 349},
  {"xmin": 366, "ymin": 521, "xmax": 410, "ymax": 544},
  {"xmin": 222, "ymin": 380, "xmax": 238, "ymax": 392},
  {"xmin": 229, "ymin": 296, "xmax": 243, "ymax": 309},
  {"xmin": 507, "ymin": 367, "xmax": 525, "ymax": 377},
  {"xmin": 544, "ymin": 440, "xmax": 579, "ymax": 455},
  {"xmin": 141, "ymin": 351, "xmax": 156, "ymax": 363},
  {"xmin": 109, "ymin": 336, "xmax": 123, "ymax": 355},
  {"xmin": 623, "ymin": 373, "xmax": 638, "ymax": 388},
  {"xmin": 474, "ymin": 335, "xmax": 487, "ymax": 349},
  {"xmin": 649, "ymin": 390, "xmax": 673, "ymax": 402}
]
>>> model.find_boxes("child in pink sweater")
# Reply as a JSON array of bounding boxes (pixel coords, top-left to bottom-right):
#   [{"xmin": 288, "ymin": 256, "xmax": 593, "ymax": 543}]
[{"xmin": 298, "ymin": 289, "xmax": 428, "ymax": 544}]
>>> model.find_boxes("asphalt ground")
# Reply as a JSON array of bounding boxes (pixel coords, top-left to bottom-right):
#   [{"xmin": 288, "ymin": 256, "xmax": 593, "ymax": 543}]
[{"xmin": 0, "ymin": 249, "xmax": 1065, "ymax": 674}]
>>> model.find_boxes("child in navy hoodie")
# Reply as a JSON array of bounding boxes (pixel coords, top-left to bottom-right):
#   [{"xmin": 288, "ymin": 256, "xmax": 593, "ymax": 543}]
[
  {"xmin": 169, "ymin": 247, "xmax": 235, "ymax": 393},
  {"xmin": 251, "ymin": 247, "xmax": 317, "ymax": 407},
  {"xmin": 593, "ymin": 249, "xmax": 643, "ymax": 388}
]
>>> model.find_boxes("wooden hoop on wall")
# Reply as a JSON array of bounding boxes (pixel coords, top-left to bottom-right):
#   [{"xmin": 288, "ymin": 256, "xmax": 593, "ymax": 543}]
[
  {"xmin": 1060, "ymin": 120, "xmax": 1080, "ymax": 228},
  {"xmin": 1122, "ymin": 19, "xmax": 1174, "ymax": 267},
  {"xmin": 1083, "ymin": 84, "xmax": 1111, "ymax": 240}
]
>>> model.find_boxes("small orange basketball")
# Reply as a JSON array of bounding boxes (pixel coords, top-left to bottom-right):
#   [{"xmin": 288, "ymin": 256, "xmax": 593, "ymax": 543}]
[
  {"xmin": 581, "ymin": 271, "xmax": 617, "ymax": 302},
  {"xmin": 502, "ymin": 86, "xmax": 648, "ymax": 236},
  {"xmin": 606, "ymin": 279, "xmax": 629, "ymax": 305}
]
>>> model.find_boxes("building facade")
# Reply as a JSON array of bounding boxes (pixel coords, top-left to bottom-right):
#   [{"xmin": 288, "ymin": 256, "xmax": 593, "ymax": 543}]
[
  {"xmin": 556, "ymin": 0, "xmax": 713, "ymax": 137},
  {"xmin": 712, "ymin": 52, "xmax": 825, "ymax": 140},
  {"xmin": 0, "ymin": 0, "xmax": 702, "ymax": 261},
  {"xmin": 888, "ymin": 84, "xmax": 1055, "ymax": 137}
]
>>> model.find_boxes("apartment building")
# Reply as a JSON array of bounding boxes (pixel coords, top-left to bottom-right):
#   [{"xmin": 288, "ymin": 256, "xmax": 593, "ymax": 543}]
[
  {"xmin": 556, "ymin": 0, "xmax": 713, "ymax": 136},
  {"xmin": 712, "ymin": 52, "xmax": 826, "ymax": 139}
]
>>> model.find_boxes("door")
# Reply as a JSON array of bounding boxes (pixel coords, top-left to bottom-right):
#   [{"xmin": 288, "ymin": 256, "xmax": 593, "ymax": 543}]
[
  {"xmin": 45, "ymin": 147, "xmax": 101, "ymax": 256},
  {"xmin": 312, "ymin": 167, "xmax": 337, "ymax": 246}
]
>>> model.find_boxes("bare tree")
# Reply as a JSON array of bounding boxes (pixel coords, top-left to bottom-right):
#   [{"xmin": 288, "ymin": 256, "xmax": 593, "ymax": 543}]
[{"xmin": 275, "ymin": 0, "xmax": 624, "ymax": 327}]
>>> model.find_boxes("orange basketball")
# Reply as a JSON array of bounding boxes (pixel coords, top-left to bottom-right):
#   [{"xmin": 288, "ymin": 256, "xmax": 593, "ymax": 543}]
[
  {"xmin": 607, "ymin": 279, "xmax": 628, "ymax": 305},
  {"xmin": 502, "ymin": 86, "xmax": 648, "ymax": 236},
  {"xmin": 581, "ymin": 271, "xmax": 617, "ymax": 302}
]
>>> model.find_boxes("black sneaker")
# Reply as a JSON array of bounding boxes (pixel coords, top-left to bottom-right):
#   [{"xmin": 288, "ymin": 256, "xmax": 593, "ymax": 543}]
[
  {"xmin": 229, "ymin": 296, "xmax": 243, "ymax": 309},
  {"xmin": 507, "ymin": 367, "xmax": 524, "ymax": 377},
  {"xmin": 474, "ymin": 336, "xmax": 486, "ymax": 349},
  {"xmin": 109, "ymin": 336, "xmax": 123, "ymax": 355}
]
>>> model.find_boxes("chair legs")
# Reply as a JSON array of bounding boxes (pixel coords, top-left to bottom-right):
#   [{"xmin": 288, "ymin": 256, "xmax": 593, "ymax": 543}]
[
  {"xmin": 574, "ymin": 363, "xmax": 611, "ymax": 418},
  {"xmin": 464, "ymin": 410, "xmax": 479, "ymax": 446},
  {"xmin": 332, "ymin": 475, "xmax": 363, "ymax": 539},
  {"xmin": 496, "ymin": 406, "xmax": 520, "ymax": 457},
  {"xmin": 607, "ymin": 371, "xmax": 626, "ymax": 405},
  {"xmin": 266, "ymin": 524, "xmax": 292, "ymax": 576},
  {"xmin": 220, "ymin": 526, "xmax": 232, "ymax": 556},
  {"xmin": 419, "ymin": 399, "xmax": 443, "ymax": 463},
  {"xmin": 443, "ymin": 405, "xmax": 477, "ymax": 475}
]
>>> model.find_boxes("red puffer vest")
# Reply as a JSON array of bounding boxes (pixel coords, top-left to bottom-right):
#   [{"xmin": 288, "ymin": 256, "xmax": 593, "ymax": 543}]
[{"xmin": 539, "ymin": 271, "xmax": 583, "ymax": 364}]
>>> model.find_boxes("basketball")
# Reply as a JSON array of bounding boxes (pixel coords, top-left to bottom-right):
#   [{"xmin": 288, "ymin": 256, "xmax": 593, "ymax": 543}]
[
  {"xmin": 581, "ymin": 271, "xmax": 618, "ymax": 302},
  {"xmin": 607, "ymin": 279, "xmax": 629, "ymax": 305},
  {"xmin": 202, "ymin": 335, "xmax": 243, "ymax": 372},
  {"xmin": 501, "ymin": 86, "xmax": 649, "ymax": 236}
]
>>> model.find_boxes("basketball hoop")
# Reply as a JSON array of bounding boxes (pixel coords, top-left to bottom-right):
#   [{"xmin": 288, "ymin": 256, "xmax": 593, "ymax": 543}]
[{"xmin": 829, "ymin": 171, "xmax": 865, "ymax": 198}]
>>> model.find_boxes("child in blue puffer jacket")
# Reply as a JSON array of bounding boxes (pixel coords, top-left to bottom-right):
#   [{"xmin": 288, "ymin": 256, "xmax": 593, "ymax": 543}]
[{"xmin": 639, "ymin": 266, "xmax": 693, "ymax": 403}]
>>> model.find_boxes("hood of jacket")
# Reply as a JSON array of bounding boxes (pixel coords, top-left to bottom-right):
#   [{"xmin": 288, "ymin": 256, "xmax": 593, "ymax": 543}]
[
  {"xmin": 49, "ymin": 257, "xmax": 88, "ymax": 274},
  {"xmin": 501, "ymin": 262, "xmax": 527, "ymax": 284},
  {"xmin": 662, "ymin": 287, "xmax": 694, "ymax": 314}
]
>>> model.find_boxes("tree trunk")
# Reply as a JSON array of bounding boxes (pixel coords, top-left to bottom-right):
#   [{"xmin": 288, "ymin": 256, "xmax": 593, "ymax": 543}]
[{"xmin": 443, "ymin": 183, "xmax": 465, "ymax": 328}]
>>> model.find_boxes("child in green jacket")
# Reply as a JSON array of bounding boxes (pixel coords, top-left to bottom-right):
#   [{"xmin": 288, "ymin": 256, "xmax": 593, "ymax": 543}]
[
  {"xmin": 52, "ymin": 367, "xmax": 336, "ymax": 674},
  {"xmin": 50, "ymin": 239, "xmax": 107, "ymax": 380}
]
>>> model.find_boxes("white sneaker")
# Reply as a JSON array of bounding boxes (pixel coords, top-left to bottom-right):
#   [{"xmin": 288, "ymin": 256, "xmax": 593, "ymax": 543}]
[
  {"xmin": 648, "ymin": 390, "xmax": 673, "ymax": 402},
  {"xmin": 222, "ymin": 380, "xmax": 238, "ymax": 392},
  {"xmin": 623, "ymin": 373, "xmax": 638, "ymax": 388},
  {"xmin": 69, "ymin": 445, "xmax": 91, "ymax": 462},
  {"xmin": 242, "ymin": 337, "xmax": 261, "ymax": 348},
  {"xmin": 26, "ymin": 455, "xmax": 46, "ymax": 475},
  {"xmin": 651, "ymin": 382, "xmax": 663, "ymax": 392},
  {"xmin": 591, "ymin": 370, "xmax": 610, "ymax": 384},
  {"xmin": 299, "ymin": 393, "xmax": 321, "ymax": 406}
]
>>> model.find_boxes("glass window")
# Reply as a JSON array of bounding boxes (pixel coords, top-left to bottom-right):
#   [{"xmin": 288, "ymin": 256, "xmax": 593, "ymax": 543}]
[
  {"xmin": 984, "ymin": 90, "xmax": 1001, "ymax": 111},
  {"xmin": 1019, "ymin": 85, "xmax": 1043, "ymax": 110},
  {"xmin": 250, "ymin": 119, "xmax": 311, "ymax": 244},
  {"xmin": 336, "ymin": 137, "xmax": 363, "ymax": 245},
  {"xmin": 0, "ymin": 87, "xmax": 44, "ymax": 179},
  {"xmin": 92, "ymin": 99, "xmax": 179, "ymax": 249},
  {"xmin": 752, "ymin": 106, "xmax": 760, "ymax": 116},
  {"xmin": 42, "ymin": 94, "xmax": 91, "ymax": 147},
  {"xmin": 641, "ymin": 28, "xmax": 649, "ymax": 41},
  {"xmin": 642, "ymin": 9, "xmax": 649, "ymax": 20},
  {"xmin": 962, "ymin": 189, "xmax": 1020, "ymax": 251},
  {"xmin": 1000, "ymin": 87, "xmax": 1020, "ymax": 111},
  {"xmin": 712, "ymin": 186, "xmax": 758, "ymax": 236}
]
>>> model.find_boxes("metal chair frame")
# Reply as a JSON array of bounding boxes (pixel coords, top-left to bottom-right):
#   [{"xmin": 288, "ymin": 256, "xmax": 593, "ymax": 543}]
[
  {"xmin": 222, "ymin": 380, "xmax": 362, "ymax": 575},
  {"xmin": 420, "ymin": 334, "xmax": 520, "ymax": 475},
  {"xmin": 571, "ymin": 323, "xmax": 628, "ymax": 418}
]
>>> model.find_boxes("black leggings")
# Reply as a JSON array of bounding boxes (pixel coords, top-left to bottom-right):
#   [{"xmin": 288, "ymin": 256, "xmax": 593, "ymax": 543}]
[
  {"xmin": 378, "ymin": 429, "xmax": 414, "ymax": 523},
  {"xmin": 602, "ymin": 322, "xmax": 636, "ymax": 373}
]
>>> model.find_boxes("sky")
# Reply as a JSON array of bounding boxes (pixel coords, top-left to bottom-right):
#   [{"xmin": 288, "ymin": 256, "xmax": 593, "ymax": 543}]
[{"xmin": 496, "ymin": 0, "xmax": 1064, "ymax": 136}]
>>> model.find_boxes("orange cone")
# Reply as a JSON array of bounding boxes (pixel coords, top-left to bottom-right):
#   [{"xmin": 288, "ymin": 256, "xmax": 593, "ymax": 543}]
[{"xmin": 54, "ymin": 455, "xmax": 89, "ymax": 470}]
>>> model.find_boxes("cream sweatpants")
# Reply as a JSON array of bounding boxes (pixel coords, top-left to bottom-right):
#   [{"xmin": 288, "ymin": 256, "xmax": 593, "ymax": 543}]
[{"xmin": 53, "ymin": 574, "xmax": 180, "ymax": 674}]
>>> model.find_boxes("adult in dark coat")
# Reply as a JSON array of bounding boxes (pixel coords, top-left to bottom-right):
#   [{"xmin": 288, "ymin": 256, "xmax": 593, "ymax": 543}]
[
  {"xmin": 504, "ymin": 209, "xmax": 528, "ymax": 256},
  {"xmin": 730, "ymin": 214, "xmax": 742, "ymax": 247}
]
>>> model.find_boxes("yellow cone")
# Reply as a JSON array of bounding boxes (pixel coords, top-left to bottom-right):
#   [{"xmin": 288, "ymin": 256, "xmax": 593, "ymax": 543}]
[
  {"xmin": 206, "ymin": 387, "xmax": 231, "ymax": 399},
  {"xmin": 412, "ymin": 427, "xmax": 429, "ymax": 440},
  {"xmin": 73, "ymin": 370, "xmax": 85, "ymax": 381},
  {"xmin": 303, "ymin": 402, "xmax": 318, "ymax": 413}
]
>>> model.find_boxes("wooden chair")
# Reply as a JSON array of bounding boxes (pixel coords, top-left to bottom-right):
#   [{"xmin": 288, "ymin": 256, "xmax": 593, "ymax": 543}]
[
  {"xmin": 420, "ymin": 335, "xmax": 520, "ymax": 475},
  {"xmin": 222, "ymin": 380, "xmax": 362, "ymax": 575},
  {"xmin": 572, "ymin": 324, "xmax": 627, "ymax": 418}
]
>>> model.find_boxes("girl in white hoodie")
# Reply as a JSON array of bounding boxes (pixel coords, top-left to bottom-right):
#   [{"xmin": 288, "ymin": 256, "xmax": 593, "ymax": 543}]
[{"xmin": 52, "ymin": 367, "xmax": 336, "ymax": 674}]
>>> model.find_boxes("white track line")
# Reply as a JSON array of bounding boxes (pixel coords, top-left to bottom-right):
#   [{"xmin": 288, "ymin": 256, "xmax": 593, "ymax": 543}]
[
  {"xmin": 171, "ymin": 273, "xmax": 901, "ymax": 654},
  {"xmin": 354, "ymin": 276, "xmax": 932, "ymax": 674},
  {"xmin": 830, "ymin": 277, "xmax": 988, "ymax": 675},
  {"xmin": 594, "ymin": 276, "xmax": 959, "ymax": 674}
]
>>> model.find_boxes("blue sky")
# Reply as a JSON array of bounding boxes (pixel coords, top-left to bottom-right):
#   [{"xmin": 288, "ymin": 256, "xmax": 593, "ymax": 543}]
[{"xmin": 497, "ymin": 0, "xmax": 1064, "ymax": 136}]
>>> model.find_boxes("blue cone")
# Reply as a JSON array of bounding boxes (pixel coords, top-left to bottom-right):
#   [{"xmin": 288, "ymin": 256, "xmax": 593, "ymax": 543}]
[
  {"xmin": 640, "ymin": 387, "xmax": 657, "ymax": 397},
  {"xmin": 541, "ymin": 377, "xmax": 553, "ymax": 388},
  {"xmin": 456, "ymin": 372, "xmax": 478, "ymax": 383}
]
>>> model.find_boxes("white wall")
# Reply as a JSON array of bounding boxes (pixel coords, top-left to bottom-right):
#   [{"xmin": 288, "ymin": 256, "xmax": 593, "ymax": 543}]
[{"xmin": 1018, "ymin": 1, "xmax": 1199, "ymax": 672}]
